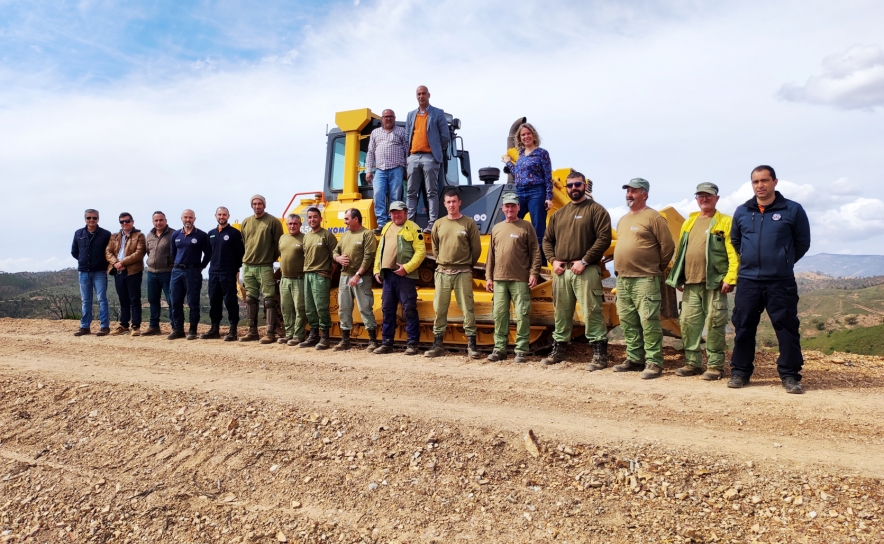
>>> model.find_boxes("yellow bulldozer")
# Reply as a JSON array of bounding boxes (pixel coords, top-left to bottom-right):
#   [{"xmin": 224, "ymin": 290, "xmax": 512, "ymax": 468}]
[{"xmin": 281, "ymin": 108, "xmax": 683, "ymax": 351}]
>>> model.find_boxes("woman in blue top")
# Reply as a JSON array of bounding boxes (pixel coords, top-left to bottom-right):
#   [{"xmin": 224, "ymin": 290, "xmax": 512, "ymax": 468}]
[{"xmin": 504, "ymin": 122, "xmax": 553, "ymax": 250}]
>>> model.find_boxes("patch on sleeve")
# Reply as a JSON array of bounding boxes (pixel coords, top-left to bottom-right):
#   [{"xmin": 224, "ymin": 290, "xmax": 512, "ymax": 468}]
[{"xmin": 418, "ymin": 234, "xmax": 424, "ymax": 241}]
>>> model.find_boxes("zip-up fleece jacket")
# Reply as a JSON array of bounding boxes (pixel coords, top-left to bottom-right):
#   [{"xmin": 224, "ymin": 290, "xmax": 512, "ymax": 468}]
[
  {"xmin": 666, "ymin": 210, "xmax": 739, "ymax": 290},
  {"xmin": 145, "ymin": 228, "xmax": 174, "ymax": 273},
  {"xmin": 373, "ymin": 220, "xmax": 426, "ymax": 280},
  {"xmin": 731, "ymin": 191, "xmax": 811, "ymax": 281},
  {"xmin": 71, "ymin": 226, "xmax": 111, "ymax": 273},
  {"xmin": 106, "ymin": 229, "xmax": 146, "ymax": 275}
]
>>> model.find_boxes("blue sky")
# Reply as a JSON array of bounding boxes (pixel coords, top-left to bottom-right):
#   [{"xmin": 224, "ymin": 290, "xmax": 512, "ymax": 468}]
[{"xmin": 1, "ymin": 0, "xmax": 883, "ymax": 271}]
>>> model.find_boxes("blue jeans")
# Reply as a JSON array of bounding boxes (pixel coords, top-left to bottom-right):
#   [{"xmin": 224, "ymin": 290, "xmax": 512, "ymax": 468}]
[
  {"xmin": 78, "ymin": 271, "xmax": 109, "ymax": 329},
  {"xmin": 170, "ymin": 268, "xmax": 203, "ymax": 331},
  {"xmin": 147, "ymin": 271, "xmax": 172, "ymax": 328},
  {"xmin": 373, "ymin": 166, "xmax": 404, "ymax": 228},
  {"xmin": 516, "ymin": 184, "xmax": 548, "ymax": 249},
  {"xmin": 381, "ymin": 271, "xmax": 419, "ymax": 344}
]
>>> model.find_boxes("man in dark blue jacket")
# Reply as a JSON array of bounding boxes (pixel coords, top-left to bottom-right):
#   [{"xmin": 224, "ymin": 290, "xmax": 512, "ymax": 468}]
[
  {"xmin": 729, "ymin": 165, "xmax": 811, "ymax": 394},
  {"xmin": 71, "ymin": 209, "xmax": 112, "ymax": 336},
  {"xmin": 168, "ymin": 209, "xmax": 212, "ymax": 340},
  {"xmin": 201, "ymin": 206, "xmax": 245, "ymax": 341}
]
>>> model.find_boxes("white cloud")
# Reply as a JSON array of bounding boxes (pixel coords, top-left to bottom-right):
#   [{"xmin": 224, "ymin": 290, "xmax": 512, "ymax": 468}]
[{"xmin": 778, "ymin": 45, "xmax": 884, "ymax": 110}]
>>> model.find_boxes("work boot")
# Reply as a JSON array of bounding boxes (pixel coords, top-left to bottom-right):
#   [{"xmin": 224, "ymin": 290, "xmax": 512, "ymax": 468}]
[
  {"xmin": 142, "ymin": 327, "xmax": 161, "ymax": 336},
  {"xmin": 467, "ymin": 336, "xmax": 481, "ymax": 359},
  {"xmin": 96, "ymin": 327, "xmax": 111, "ymax": 337},
  {"xmin": 486, "ymin": 350, "xmax": 507, "ymax": 362},
  {"xmin": 404, "ymin": 343, "xmax": 420, "ymax": 356},
  {"xmin": 781, "ymin": 376, "xmax": 804, "ymax": 394},
  {"xmin": 167, "ymin": 329, "xmax": 185, "ymax": 340},
  {"xmin": 727, "ymin": 375, "xmax": 750, "ymax": 389},
  {"xmin": 287, "ymin": 335, "xmax": 304, "ymax": 346},
  {"xmin": 540, "ymin": 341, "xmax": 566, "ymax": 366},
  {"xmin": 277, "ymin": 335, "xmax": 292, "ymax": 344},
  {"xmin": 200, "ymin": 323, "xmax": 221, "ymax": 340},
  {"xmin": 259, "ymin": 301, "xmax": 278, "ymax": 344},
  {"xmin": 424, "ymin": 334, "xmax": 445, "ymax": 358},
  {"xmin": 74, "ymin": 327, "xmax": 91, "ymax": 337},
  {"xmin": 373, "ymin": 343, "xmax": 395, "ymax": 355},
  {"xmin": 365, "ymin": 329, "xmax": 379, "ymax": 352},
  {"xmin": 224, "ymin": 324, "xmax": 238, "ymax": 342},
  {"xmin": 585, "ymin": 340, "xmax": 608, "ymax": 371},
  {"xmin": 675, "ymin": 364, "xmax": 703, "ymax": 377},
  {"xmin": 110, "ymin": 325, "xmax": 130, "ymax": 336},
  {"xmin": 186, "ymin": 326, "xmax": 199, "ymax": 341},
  {"xmin": 240, "ymin": 296, "xmax": 260, "ymax": 342},
  {"xmin": 640, "ymin": 363, "xmax": 663, "ymax": 379},
  {"xmin": 315, "ymin": 329, "xmax": 331, "ymax": 350},
  {"xmin": 130, "ymin": 325, "xmax": 141, "ymax": 337},
  {"xmin": 333, "ymin": 329, "xmax": 352, "ymax": 351},
  {"xmin": 298, "ymin": 330, "xmax": 319, "ymax": 348},
  {"xmin": 701, "ymin": 368, "xmax": 723, "ymax": 381},
  {"xmin": 613, "ymin": 360, "xmax": 644, "ymax": 372},
  {"xmin": 513, "ymin": 352, "xmax": 528, "ymax": 364}
]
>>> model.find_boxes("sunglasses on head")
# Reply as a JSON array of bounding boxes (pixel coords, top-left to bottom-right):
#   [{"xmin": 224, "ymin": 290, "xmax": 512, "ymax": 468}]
[
  {"xmin": 86, "ymin": 216, "xmax": 98, "ymax": 220},
  {"xmin": 565, "ymin": 182, "xmax": 584, "ymax": 189},
  {"xmin": 120, "ymin": 219, "xmax": 132, "ymax": 224}
]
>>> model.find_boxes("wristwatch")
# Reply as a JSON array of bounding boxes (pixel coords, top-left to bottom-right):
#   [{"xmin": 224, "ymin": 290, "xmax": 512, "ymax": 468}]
[{"xmin": 580, "ymin": 260, "xmax": 588, "ymax": 266}]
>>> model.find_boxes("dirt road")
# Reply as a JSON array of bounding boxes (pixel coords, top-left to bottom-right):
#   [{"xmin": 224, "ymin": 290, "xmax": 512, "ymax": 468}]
[{"xmin": 1, "ymin": 318, "xmax": 882, "ymax": 542}]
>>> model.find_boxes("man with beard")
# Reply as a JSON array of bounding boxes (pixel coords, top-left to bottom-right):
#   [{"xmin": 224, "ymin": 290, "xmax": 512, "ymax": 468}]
[
  {"xmin": 240, "ymin": 195, "xmax": 284, "ymax": 343},
  {"xmin": 202, "ymin": 206, "xmax": 245, "ymax": 341},
  {"xmin": 612, "ymin": 179, "xmax": 675, "ymax": 379},
  {"xmin": 168, "ymin": 209, "xmax": 212, "ymax": 340},
  {"xmin": 143, "ymin": 211, "xmax": 174, "ymax": 336},
  {"xmin": 278, "ymin": 213, "xmax": 307, "ymax": 346},
  {"xmin": 540, "ymin": 171, "xmax": 612, "ymax": 367},
  {"xmin": 298, "ymin": 207, "xmax": 338, "ymax": 350}
]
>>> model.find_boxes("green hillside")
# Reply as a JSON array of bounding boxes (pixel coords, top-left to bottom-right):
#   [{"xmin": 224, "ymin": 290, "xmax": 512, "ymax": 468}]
[{"xmin": 802, "ymin": 323, "xmax": 884, "ymax": 355}]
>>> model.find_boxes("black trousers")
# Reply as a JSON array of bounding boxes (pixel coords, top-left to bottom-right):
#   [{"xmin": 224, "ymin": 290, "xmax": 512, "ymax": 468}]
[
  {"xmin": 730, "ymin": 277, "xmax": 804, "ymax": 381},
  {"xmin": 113, "ymin": 270, "xmax": 143, "ymax": 328},
  {"xmin": 208, "ymin": 273, "xmax": 240, "ymax": 326}
]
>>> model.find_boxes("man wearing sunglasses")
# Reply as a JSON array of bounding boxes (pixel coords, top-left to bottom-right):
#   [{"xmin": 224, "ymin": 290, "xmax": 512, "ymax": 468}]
[
  {"xmin": 540, "ymin": 170, "xmax": 612, "ymax": 367},
  {"xmin": 71, "ymin": 209, "xmax": 112, "ymax": 336},
  {"xmin": 105, "ymin": 213, "xmax": 147, "ymax": 336},
  {"xmin": 612, "ymin": 178, "xmax": 676, "ymax": 379}
]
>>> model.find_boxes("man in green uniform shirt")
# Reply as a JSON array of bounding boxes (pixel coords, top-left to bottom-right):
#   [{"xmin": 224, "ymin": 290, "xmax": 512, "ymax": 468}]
[
  {"xmin": 298, "ymin": 207, "xmax": 338, "ymax": 350},
  {"xmin": 485, "ymin": 193, "xmax": 542, "ymax": 363},
  {"xmin": 540, "ymin": 171, "xmax": 613, "ymax": 368},
  {"xmin": 278, "ymin": 213, "xmax": 307, "ymax": 346},
  {"xmin": 240, "ymin": 195, "xmax": 284, "ymax": 343},
  {"xmin": 612, "ymin": 178, "xmax": 676, "ymax": 379},
  {"xmin": 332, "ymin": 208, "xmax": 378, "ymax": 351},
  {"xmin": 425, "ymin": 189, "xmax": 482, "ymax": 359},
  {"xmin": 665, "ymin": 183, "xmax": 738, "ymax": 380}
]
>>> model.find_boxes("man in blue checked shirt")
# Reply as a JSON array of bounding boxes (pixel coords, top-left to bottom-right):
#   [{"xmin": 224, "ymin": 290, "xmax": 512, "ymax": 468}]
[
  {"xmin": 366, "ymin": 109, "xmax": 408, "ymax": 234},
  {"xmin": 168, "ymin": 209, "xmax": 212, "ymax": 341}
]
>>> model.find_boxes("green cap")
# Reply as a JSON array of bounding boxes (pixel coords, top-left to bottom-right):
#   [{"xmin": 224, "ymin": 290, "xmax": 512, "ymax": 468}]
[
  {"xmin": 389, "ymin": 201, "xmax": 407, "ymax": 211},
  {"xmin": 695, "ymin": 182, "xmax": 719, "ymax": 195},
  {"xmin": 501, "ymin": 193, "xmax": 519, "ymax": 205},
  {"xmin": 622, "ymin": 178, "xmax": 650, "ymax": 191}
]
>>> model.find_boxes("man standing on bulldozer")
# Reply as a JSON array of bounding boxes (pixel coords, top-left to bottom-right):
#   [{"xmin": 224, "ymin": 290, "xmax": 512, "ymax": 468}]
[
  {"xmin": 405, "ymin": 85, "xmax": 449, "ymax": 234},
  {"xmin": 240, "ymin": 195, "xmax": 284, "ymax": 344}
]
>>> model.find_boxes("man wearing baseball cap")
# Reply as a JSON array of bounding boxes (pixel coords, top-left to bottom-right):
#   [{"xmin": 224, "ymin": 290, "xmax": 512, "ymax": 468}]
[
  {"xmin": 240, "ymin": 195, "xmax": 284, "ymax": 343},
  {"xmin": 666, "ymin": 183, "xmax": 739, "ymax": 380},
  {"xmin": 485, "ymin": 193, "xmax": 542, "ymax": 363},
  {"xmin": 612, "ymin": 178, "xmax": 675, "ymax": 379}
]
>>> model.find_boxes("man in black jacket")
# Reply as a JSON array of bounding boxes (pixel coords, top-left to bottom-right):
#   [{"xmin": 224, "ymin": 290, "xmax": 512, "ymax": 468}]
[
  {"xmin": 201, "ymin": 206, "xmax": 245, "ymax": 341},
  {"xmin": 70, "ymin": 209, "xmax": 112, "ymax": 336},
  {"xmin": 729, "ymin": 165, "xmax": 811, "ymax": 394},
  {"xmin": 168, "ymin": 209, "xmax": 212, "ymax": 340}
]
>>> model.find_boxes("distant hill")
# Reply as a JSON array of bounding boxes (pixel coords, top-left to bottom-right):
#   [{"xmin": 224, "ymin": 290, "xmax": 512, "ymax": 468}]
[{"xmin": 795, "ymin": 253, "xmax": 884, "ymax": 278}]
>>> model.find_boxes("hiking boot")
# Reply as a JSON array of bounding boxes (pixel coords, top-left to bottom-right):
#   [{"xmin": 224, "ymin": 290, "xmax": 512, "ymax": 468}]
[
  {"xmin": 200, "ymin": 324, "xmax": 221, "ymax": 340},
  {"xmin": 640, "ymin": 363, "xmax": 663, "ymax": 379},
  {"xmin": 96, "ymin": 327, "xmax": 111, "ymax": 337},
  {"xmin": 186, "ymin": 326, "xmax": 199, "ymax": 340},
  {"xmin": 613, "ymin": 360, "xmax": 644, "ymax": 372},
  {"xmin": 259, "ymin": 332, "xmax": 277, "ymax": 344},
  {"xmin": 287, "ymin": 336, "xmax": 304, "ymax": 346},
  {"xmin": 240, "ymin": 296, "xmax": 260, "ymax": 341},
  {"xmin": 74, "ymin": 327, "xmax": 91, "ymax": 337},
  {"xmin": 467, "ymin": 336, "xmax": 481, "ymax": 359},
  {"xmin": 110, "ymin": 325, "xmax": 130, "ymax": 336},
  {"xmin": 130, "ymin": 325, "xmax": 141, "ymax": 337},
  {"xmin": 366, "ymin": 329, "xmax": 379, "ymax": 352},
  {"xmin": 404, "ymin": 343, "xmax": 420, "ymax": 356},
  {"xmin": 675, "ymin": 365, "xmax": 704, "ymax": 377},
  {"xmin": 260, "ymin": 301, "xmax": 279, "ymax": 344},
  {"xmin": 781, "ymin": 376, "xmax": 804, "ymax": 394},
  {"xmin": 333, "ymin": 330, "xmax": 352, "ymax": 351},
  {"xmin": 540, "ymin": 341, "xmax": 567, "ymax": 366},
  {"xmin": 727, "ymin": 375, "xmax": 750, "ymax": 389},
  {"xmin": 298, "ymin": 330, "xmax": 319, "ymax": 348},
  {"xmin": 142, "ymin": 327, "xmax": 161, "ymax": 336},
  {"xmin": 513, "ymin": 352, "xmax": 528, "ymax": 364},
  {"xmin": 585, "ymin": 340, "xmax": 608, "ymax": 371},
  {"xmin": 315, "ymin": 329, "xmax": 331, "ymax": 350},
  {"xmin": 486, "ymin": 350, "xmax": 507, "ymax": 362},
  {"xmin": 373, "ymin": 344, "xmax": 395, "ymax": 355},
  {"xmin": 224, "ymin": 325, "xmax": 238, "ymax": 342},
  {"xmin": 167, "ymin": 329, "xmax": 185, "ymax": 340},
  {"xmin": 277, "ymin": 336, "xmax": 292, "ymax": 345},
  {"xmin": 701, "ymin": 368, "xmax": 723, "ymax": 381},
  {"xmin": 424, "ymin": 334, "xmax": 445, "ymax": 358}
]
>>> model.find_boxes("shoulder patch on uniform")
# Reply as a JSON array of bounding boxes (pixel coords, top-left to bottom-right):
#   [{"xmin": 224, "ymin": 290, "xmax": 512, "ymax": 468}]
[{"xmin": 418, "ymin": 234, "xmax": 424, "ymax": 241}]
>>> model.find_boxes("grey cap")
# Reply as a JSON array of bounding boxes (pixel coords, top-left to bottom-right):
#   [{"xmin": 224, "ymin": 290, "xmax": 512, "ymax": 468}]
[
  {"xmin": 695, "ymin": 182, "xmax": 719, "ymax": 195},
  {"xmin": 501, "ymin": 193, "xmax": 519, "ymax": 205},
  {"xmin": 389, "ymin": 201, "xmax": 407, "ymax": 211},
  {"xmin": 622, "ymin": 178, "xmax": 650, "ymax": 191}
]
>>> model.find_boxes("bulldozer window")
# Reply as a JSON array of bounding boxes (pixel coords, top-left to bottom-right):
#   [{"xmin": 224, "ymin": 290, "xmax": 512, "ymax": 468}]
[
  {"xmin": 329, "ymin": 136, "xmax": 368, "ymax": 192},
  {"xmin": 446, "ymin": 145, "xmax": 468, "ymax": 185}
]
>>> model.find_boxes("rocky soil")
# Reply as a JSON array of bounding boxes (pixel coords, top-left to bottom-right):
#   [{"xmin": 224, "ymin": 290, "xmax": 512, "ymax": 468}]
[{"xmin": 1, "ymin": 318, "xmax": 882, "ymax": 543}]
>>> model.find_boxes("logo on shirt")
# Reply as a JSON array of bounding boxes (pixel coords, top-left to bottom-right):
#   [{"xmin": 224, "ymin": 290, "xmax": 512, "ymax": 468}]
[
  {"xmin": 191, "ymin": 238, "xmax": 198, "ymax": 244},
  {"xmin": 630, "ymin": 226, "xmax": 640, "ymax": 231},
  {"xmin": 509, "ymin": 234, "xmax": 520, "ymax": 239},
  {"xmin": 223, "ymin": 235, "xmax": 229, "ymax": 240},
  {"xmin": 574, "ymin": 215, "xmax": 583, "ymax": 220},
  {"xmin": 772, "ymin": 214, "xmax": 782, "ymax": 221},
  {"xmin": 317, "ymin": 242, "xmax": 323, "ymax": 246},
  {"xmin": 459, "ymin": 231, "xmax": 468, "ymax": 236},
  {"xmin": 355, "ymin": 241, "xmax": 362, "ymax": 245}
]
